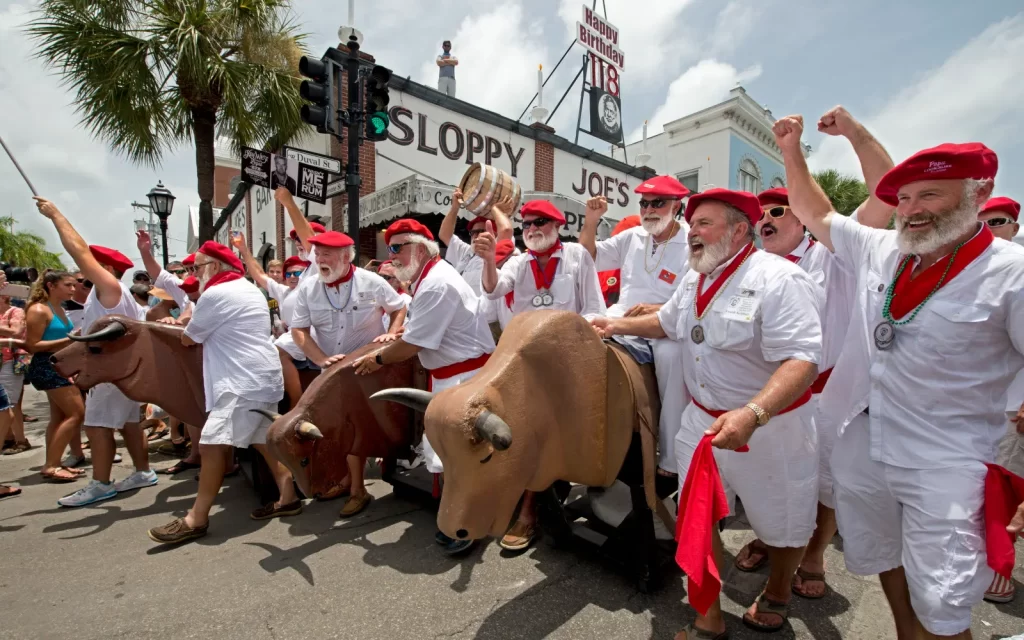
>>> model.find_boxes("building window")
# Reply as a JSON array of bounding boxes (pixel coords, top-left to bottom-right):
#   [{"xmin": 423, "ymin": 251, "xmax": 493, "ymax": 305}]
[
  {"xmin": 676, "ymin": 170, "xmax": 700, "ymax": 194},
  {"xmin": 738, "ymin": 158, "xmax": 762, "ymax": 193},
  {"xmin": 771, "ymin": 176, "xmax": 785, "ymax": 188}
]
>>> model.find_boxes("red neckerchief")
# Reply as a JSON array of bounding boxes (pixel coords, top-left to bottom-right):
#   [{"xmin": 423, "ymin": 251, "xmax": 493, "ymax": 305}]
[
  {"xmin": 695, "ymin": 243, "xmax": 757, "ymax": 316},
  {"xmin": 411, "ymin": 257, "xmax": 441, "ymax": 296},
  {"xmin": 326, "ymin": 265, "xmax": 355, "ymax": 288},
  {"xmin": 785, "ymin": 237, "xmax": 815, "ymax": 263},
  {"xmin": 888, "ymin": 225, "xmax": 993, "ymax": 320},
  {"xmin": 203, "ymin": 270, "xmax": 243, "ymax": 289},
  {"xmin": 504, "ymin": 292, "xmax": 514, "ymax": 309},
  {"xmin": 527, "ymin": 240, "xmax": 562, "ymax": 290}
]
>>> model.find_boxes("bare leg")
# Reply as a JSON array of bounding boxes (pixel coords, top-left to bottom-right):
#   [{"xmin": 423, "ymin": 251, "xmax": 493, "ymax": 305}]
[
  {"xmin": 676, "ymin": 527, "xmax": 728, "ymax": 638},
  {"xmin": 0, "ymin": 408, "xmax": 12, "ymax": 443},
  {"xmin": 10, "ymin": 392, "xmax": 25, "ymax": 442},
  {"xmin": 518, "ymin": 491, "xmax": 537, "ymax": 524},
  {"xmin": 741, "ymin": 544, "xmax": 806, "ymax": 627},
  {"xmin": 878, "ymin": 567, "xmax": 922, "ymax": 640},
  {"xmin": 44, "ymin": 387, "xmax": 85, "ymax": 474},
  {"xmin": 278, "ymin": 349, "xmax": 303, "ymax": 409},
  {"xmin": 347, "ymin": 455, "xmax": 367, "ymax": 497},
  {"xmin": 185, "ymin": 443, "xmax": 229, "ymax": 528},
  {"xmin": 168, "ymin": 416, "xmax": 183, "ymax": 442},
  {"xmin": 119, "ymin": 422, "xmax": 150, "ymax": 472},
  {"xmin": 794, "ymin": 503, "xmax": 838, "ymax": 597},
  {"xmin": 86, "ymin": 427, "xmax": 116, "ymax": 483},
  {"xmin": 253, "ymin": 443, "xmax": 298, "ymax": 506}
]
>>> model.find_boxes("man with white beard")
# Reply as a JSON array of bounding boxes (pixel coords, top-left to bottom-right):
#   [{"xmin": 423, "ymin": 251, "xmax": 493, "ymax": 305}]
[
  {"xmin": 148, "ymin": 242, "xmax": 291, "ymax": 544},
  {"xmin": 775, "ymin": 114, "xmax": 1024, "ymax": 640},
  {"xmin": 290, "ymin": 230, "xmax": 408, "ymax": 518},
  {"xmin": 580, "ymin": 175, "xmax": 691, "ymax": 478},
  {"xmin": 351, "ymin": 218, "xmax": 495, "ymax": 555},
  {"xmin": 591, "ymin": 187, "xmax": 822, "ymax": 638},
  {"xmin": 472, "ymin": 199, "xmax": 605, "ymax": 552}
]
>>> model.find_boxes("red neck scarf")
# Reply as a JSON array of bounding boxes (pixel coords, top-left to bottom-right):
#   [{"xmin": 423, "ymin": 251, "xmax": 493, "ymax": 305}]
[
  {"xmin": 785, "ymin": 237, "xmax": 815, "ymax": 263},
  {"xmin": 203, "ymin": 270, "xmax": 243, "ymax": 290},
  {"xmin": 695, "ymin": 243, "xmax": 756, "ymax": 316},
  {"xmin": 528, "ymin": 240, "xmax": 562, "ymax": 290},
  {"xmin": 888, "ymin": 225, "xmax": 993, "ymax": 320},
  {"xmin": 325, "ymin": 264, "xmax": 355, "ymax": 288},
  {"xmin": 412, "ymin": 257, "xmax": 441, "ymax": 296}
]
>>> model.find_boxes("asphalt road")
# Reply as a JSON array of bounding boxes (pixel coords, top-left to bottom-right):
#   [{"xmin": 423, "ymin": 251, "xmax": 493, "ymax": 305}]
[{"xmin": 1, "ymin": 388, "xmax": 1022, "ymax": 639}]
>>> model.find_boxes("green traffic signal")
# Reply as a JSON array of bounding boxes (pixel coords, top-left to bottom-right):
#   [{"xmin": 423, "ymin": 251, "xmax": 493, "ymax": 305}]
[{"xmin": 368, "ymin": 111, "xmax": 389, "ymax": 140}]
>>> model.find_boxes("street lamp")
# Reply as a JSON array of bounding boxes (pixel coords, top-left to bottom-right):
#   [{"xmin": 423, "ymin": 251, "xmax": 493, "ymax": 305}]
[{"xmin": 146, "ymin": 181, "xmax": 176, "ymax": 267}]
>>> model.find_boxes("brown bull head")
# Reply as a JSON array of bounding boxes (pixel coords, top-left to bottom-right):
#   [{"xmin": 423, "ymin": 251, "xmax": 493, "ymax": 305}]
[{"xmin": 371, "ymin": 390, "xmax": 512, "ymax": 451}]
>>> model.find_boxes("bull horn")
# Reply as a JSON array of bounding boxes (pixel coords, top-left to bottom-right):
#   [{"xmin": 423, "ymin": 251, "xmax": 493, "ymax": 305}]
[
  {"xmin": 67, "ymin": 321, "xmax": 126, "ymax": 342},
  {"xmin": 250, "ymin": 408, "xmax": 282, "ymax": 422},
  {"xmin": 370, "ymin": 388, "xmax": 434, "ymax": 414},
  {"xmin": 474, "ymin": 410, "xmax": 512, "ymax": 451},
  {"xmin": 296, "ymin": 421, "xmax": 323, "ymax": 440}
]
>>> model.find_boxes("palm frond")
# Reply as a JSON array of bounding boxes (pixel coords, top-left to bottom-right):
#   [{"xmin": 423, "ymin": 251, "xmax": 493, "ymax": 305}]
[{"xmin": 813, "ymin": 169, "xmax": 869, "ymax": 216}]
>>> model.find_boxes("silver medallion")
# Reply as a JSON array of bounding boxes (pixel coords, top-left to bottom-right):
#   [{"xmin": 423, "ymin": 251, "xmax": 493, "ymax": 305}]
[
  {"xmin": 691, "ymin": 325, "xmax": 705, "ymax": 344},
  {"xmin": 541, "ymin": 293, "xmax": 554, "ymax": 306},
  {"xmin": 874, "ymin": 321, "xmax": 895, "ymax": 351},
  {"xmin": 531, "ymin": 294, "xmax": 544, "ymax": 308}
]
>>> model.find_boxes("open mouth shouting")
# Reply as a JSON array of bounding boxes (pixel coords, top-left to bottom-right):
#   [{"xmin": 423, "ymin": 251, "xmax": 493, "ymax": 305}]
[
  {"xmin": 689, "ymin": 238, "xmax": 705, "ymax": 255},
  {"xmin": 760, "ymin": 223, "xmax": 777, "ymax": 239}
]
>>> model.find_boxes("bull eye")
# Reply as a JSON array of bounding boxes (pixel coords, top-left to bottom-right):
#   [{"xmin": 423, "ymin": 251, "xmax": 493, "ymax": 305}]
[
  {"xmin": 479, "ymin": 452, "xmax": 493, "ymax": 464},
  {"xmin": 300, "ymin": 457, "xmax": 309, "ymax": 467}
]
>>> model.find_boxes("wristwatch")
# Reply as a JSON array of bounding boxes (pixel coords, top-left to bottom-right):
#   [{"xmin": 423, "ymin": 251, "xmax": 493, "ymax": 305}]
[
  {"xmin": 745, "ymin": 402, "xmax": 770, "ymax": 426},
  {"xmin": 375, "ymin": 353, "xmax": 384, "ymax": 366}
]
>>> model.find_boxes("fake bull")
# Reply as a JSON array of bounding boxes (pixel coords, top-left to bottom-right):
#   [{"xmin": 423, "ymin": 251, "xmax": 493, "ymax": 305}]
[
  {"xmin": 374, "ymin": 310, "xmax": 666, "ymax": 542},
  {"xmin": 51, "ymin": 315, "xmax": 208, "ymax": 427}
]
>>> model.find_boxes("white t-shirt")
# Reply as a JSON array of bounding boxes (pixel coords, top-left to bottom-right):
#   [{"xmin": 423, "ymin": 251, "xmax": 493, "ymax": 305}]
[
  {"xmin": 183, "ymin": 278, "xmax": 283, "ymax": 410},
  {"xmin": 595, "ymin": 224, "xmax": 691, "ymax": 317},
  {"xmin": 823, "ymin": 215, "xmax": 1024, "ymax": 469},
  {"xmin": 402, "ymin": 258, "xmax": 495, "ymax": 371},
  {"xmin": 484, "ymin": 242, "xmax": 606, "ymax": 320},
  {"xmin": 444, "ymin": 234, "xmax": 483, "ymax": 295},
  {"xmin": 290, "ymin": 267, "xmax": 407, "ymax": 357},
  {"xmin": 657, "ymin": 248, "xmax": 822, "ymax": 411},
  {"xmin": 82, "ymin": 281, "xmax": 146, "ymax": 334}
]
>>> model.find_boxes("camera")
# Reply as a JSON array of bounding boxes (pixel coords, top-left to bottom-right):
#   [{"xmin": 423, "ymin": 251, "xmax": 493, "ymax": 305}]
[{"xmin": 0, "ymin": 263, "xmax": 38, "ymax": 284}]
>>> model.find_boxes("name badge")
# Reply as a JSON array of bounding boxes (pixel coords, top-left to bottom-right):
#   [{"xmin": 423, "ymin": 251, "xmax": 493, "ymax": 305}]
[
  {"xmin": 658, "ymin": 269, "xmax": 677, "ymax": 285},
  {"xmin": 720, "ymin": 290, "xmax": 760, "ymax": 322},
  {"xmin": 357, "ymin": 292, "xmax": 374, "ymax": 303}
]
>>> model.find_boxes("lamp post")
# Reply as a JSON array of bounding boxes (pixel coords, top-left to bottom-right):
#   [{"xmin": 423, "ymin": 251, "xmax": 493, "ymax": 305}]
[{"xmin": 146, "ymin": 181, "xmax": 176, "ymax": 267}]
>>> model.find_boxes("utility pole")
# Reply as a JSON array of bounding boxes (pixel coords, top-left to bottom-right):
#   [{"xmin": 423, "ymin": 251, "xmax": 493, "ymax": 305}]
[{"xmin": 345, "ymin": 36, "xmax": 363, "ymax": 259}]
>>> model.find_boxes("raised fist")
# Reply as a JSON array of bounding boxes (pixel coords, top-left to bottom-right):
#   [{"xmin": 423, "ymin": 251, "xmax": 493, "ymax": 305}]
[
  {"xmin": 772, "ymin": 116, "xmax": 804, "ymax": 153},
  {"xmin": 817, "ymin": 105, "xmax": 859, "ymax": 138},
  {"xmin": 274, "ymin": 186, "xmax": 293, "ymax": 205},
  {"xmin": 472, "ymin": 219, "xmax": 496, "ymax": 262},
  {"xmin": 586, "ymin": 196, "xmax": 608, "ymax": 221}
]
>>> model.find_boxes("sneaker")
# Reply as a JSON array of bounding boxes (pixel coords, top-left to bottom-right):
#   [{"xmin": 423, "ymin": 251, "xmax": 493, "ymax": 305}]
[
  {"xmin": 112, "ymin": 453, "xmax": 123, "ymax": 463},
  {"xmin": 113, "ymin": 470, "xmax": 158, "ymax": 493},
  {"xmin": 984, "ymin": 573, "xmax": 1016, "ymax": 603},
  {"xmin": 62, "ymin": 453, "xmax": 86, "ymax": 467},
  {"xmin": 58, "ymin": 480, "xmax": 117, "ymax": 507}
]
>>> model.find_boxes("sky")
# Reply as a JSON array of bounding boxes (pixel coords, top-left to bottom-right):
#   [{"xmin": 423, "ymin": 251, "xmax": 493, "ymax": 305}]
[{"xmin": 1, "ymin": 0, "xmax": 1023, "ymax": 267}]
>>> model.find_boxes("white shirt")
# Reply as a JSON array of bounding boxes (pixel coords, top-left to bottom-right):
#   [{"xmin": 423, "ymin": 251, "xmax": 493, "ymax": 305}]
[
  {"xmin": 595, "ymin": 224, "xmax": 691, "ymax": 317},
  {"xmin": 384, "ymin": 293, "xmax": 412, "ymax": 331},
  {"xmin": 402, "ymin": 258, "xmax": 495, "ymax": 371},
  {"xmin": 155, "ymin": 269, "xmax": 193, "ymax": 316},
  {"xmin": 66, "ymin": 305, "xmax": 85, "ymax": 331},
  {"xmin": 484, "ymin": 242, "xmax": 606, "ymax": 320},
  {"xmin": 444, "ymin": 234, "xmax": 483, "ymax": 295},
  {"xmin": 290, "ymin": 267, "xmax": 406, "ymax": 357},
  {"xmin": 184, "ymin": 278, "xmax": 283, "ymax": 410},
  {"xmin": 481, "ymin": 293, "xmax": 515, "ymax": 330},
  {"xmin": 825, "ymin": 215, "xmax": 1024, "ymax": 469},
  {"xmin": 790, "ymin": 236, "xmax": 856, "ymax": 373},
  {"xmin": 82, "ymin": 282, "xmax": 146, "ymax": 334},
  {"xmin": 657, "ymin": 248, "xmax": 822, "ymax": 411}
]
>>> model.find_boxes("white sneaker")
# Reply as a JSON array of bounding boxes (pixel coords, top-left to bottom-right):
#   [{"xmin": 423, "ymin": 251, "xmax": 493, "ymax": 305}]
[
  {"xmin": 112, "ymin": 452, "xmax": 123, "ymax": 463},
  {"xmin": 113, "ymin": 470, "xmax": 158, "ymax": 493},
  {"xmin": 58, "ymin": 480, "xmax": 117, "ymax": 507},
  {"xmin": 62, "ymin": 454, "xmax": 86, "ymax": 468}
]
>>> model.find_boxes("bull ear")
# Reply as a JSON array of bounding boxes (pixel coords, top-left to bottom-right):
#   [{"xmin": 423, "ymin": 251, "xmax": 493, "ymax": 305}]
[
  {"xmin": 370, "ymin": 388, "xmax": 434, "ymax": 414},
  {"xmin": 68, "ymin": 321, "xmax": 127, "ymax": 343},
  {"xmin": 474, "ymin": 410, "xmax": 512, "ymax": 451}
]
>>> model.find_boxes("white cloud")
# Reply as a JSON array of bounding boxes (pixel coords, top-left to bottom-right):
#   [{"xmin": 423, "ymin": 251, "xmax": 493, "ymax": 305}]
[
  {"xmin": 809, "ymin": 14, "xmax": 1024, "ymax": 185},
  {"xmin": 630, "ymin": 59, "xmax": 762, "ymax": 141},
  {"xmin": 707, "ymin": 1, "xmax": 759, "ymax": 58}
]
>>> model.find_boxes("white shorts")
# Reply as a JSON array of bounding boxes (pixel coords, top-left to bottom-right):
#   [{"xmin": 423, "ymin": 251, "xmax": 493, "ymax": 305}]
[
  {"xmin": 199, "ymin": 394, "xmax": 277, "ymax": 448},
  {"xmin": 676, "ymin": 401, "xmax": 818, "ymax": 548},
  {"xmin": 84, "ymin": 383, "xmax": 143, "ymax": 429},
  {"xmin": 811, "ymin": 396, "xmax": 837, "ymax": 509},
  {"xmin": 422, "ymin": 367, "xmax": 483, "ymax": 474},
  {"xmin": 831, "ymin": 414, "xmax": 991, "ymax": 637},
  {"xmin": 274, "ymin": 332, "xmax": 306, "ymax": 362}
]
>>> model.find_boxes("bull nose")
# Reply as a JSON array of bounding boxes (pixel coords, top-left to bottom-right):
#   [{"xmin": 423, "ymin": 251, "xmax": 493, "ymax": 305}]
[
  {"xmin": 49, "ymin": 355, "xmax": 58, "ymax": 365},
  {"xmin": 456, "ymin": 529, "xmax": 469, "ymax": 540}
]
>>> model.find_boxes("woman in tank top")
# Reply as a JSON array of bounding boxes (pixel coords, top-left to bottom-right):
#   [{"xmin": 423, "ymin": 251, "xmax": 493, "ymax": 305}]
[{"xmin": 23, "ymin": 270, "xmax": 86, "ymax": 482}]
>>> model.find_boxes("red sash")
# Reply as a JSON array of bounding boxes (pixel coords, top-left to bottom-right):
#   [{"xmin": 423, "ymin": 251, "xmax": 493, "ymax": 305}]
[
  {"xmin": 203, "ymin": 270, "xmax": 243, "ymax": 289},
  {"xmin": 888, "ymin": 225, "xmax": 993, "ymax": 320},
  {"xmin": 411, "ymin": 257, "xmax": 441, "ymax": 296},
  {"xmin": 430, "ymin": 352, "xmax": 491, "ymax": 380},
  {"xmin": 810, "ymin": 367, "xmax": 833, "ymax": 394},
  {"xmin": 695, "ymin": 243, "xmax": 757, "ymax": 316},
  {"xmin": 691, "ymin": 389, "xmax": 811, "ymax": 419}
]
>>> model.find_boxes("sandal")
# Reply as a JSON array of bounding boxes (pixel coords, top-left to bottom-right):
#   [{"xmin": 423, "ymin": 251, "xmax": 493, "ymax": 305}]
[
  {"xmin": 147, "ymin": 422, "xmax": 170, "ymax": 441},
  {"xmin": 156, "ymin": 440, "xmax": 188, "ymax": 457},
  {"xmin": 674, "ymin": 623, "xmax": 729, "ymax": 640},
  {"xmin": 42, "ymin": 468, "xmax": 80, "ymax": 483},
  {"xmin": 0, "ymin": 485, "xmax": 22, "ymax": 500},
  {"xmin": 2, "ymin": 440, "xmax": 32, "ymax": 455},
  {"xmin": 742, "ymin": 592, "xmax": 789, "ymax": 633},
  {"xmin": 792, "ymin": 567, "xmax": 828, "ymax": 599},
  {"xmin": 735, "ymin": 539, "xmax": 770, "ymax": 572},
  {"xmin": 62, "ymin": 466, "xmax": 86, "ymax": 476},
  {"xmin": 158, "ymin": 460, "xmax": 201, "ymax": 475}
]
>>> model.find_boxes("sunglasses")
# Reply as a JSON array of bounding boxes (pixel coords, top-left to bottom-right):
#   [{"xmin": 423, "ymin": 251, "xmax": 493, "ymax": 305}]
[
  {"xmin": 985, "ymin": 217, "xmax": 1014, "ymax": 228},
  {"xmin": 761, "ymin": 206, "xmax": 787, "ymax": 219},
  {"xmin": 639, "ymin": 198, "xmax": 675, "ymax": 209},
  {"xmin": 76, "ymin": 277, "xmax": 85, "ymax": 283},
  {"xmin": 169, "ymin": 268, "xmax": 187, "ymax": 276},
  {"xmin": 388, "ymin": 242, "xmax": 413, "ymax": 255},
  {"xmin": 284, "ymin": 270, "xmax": 304, "ymax": 278},
  {"xmin": 82, "ymin": 279, "xmax": 93, "ymax": 289},
  {"xmin": 521, "ymin": 218, "xmax": 551, "ymax": 230}
]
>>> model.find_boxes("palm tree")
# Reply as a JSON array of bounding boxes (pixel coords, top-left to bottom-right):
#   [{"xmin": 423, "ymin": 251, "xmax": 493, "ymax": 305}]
[
  {"xmin": 29, "ymin": 0, "xmax": 309, "ymax": 242},
  {"xmin": 0, "ymin": 217, "xmax": 65, "ymax": 271},
  {"xmin": 813, "ymin": 169, "xmax": 869, "ymax": 216}
]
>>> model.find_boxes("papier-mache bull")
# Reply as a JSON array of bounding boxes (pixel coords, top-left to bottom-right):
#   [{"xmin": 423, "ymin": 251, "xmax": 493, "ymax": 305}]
[{"xmin": 373, "ymin": 310, "xmax": 670, "ymax": 542}]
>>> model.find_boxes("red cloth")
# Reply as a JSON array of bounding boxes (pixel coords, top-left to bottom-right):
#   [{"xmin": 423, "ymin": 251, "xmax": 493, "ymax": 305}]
[
  {"xmin": 876, "ymin": 142, "xmax": 998, "ymax": 206},
  {"xmin": 430, "ymin": 352, "xmax": 491, "ymax": 380},
  {"xmin": 691, "ymin": 391, "xmax": 811, "ymax": 418},
  {"xmin": 757, "ymin": 188, "xmax": 789, "ymax": 207},
  {"xmin": 675, "ymin": 435, "xmax": 748, "ymax": 616},
  {"xmin": 494, "ymin": 239, "xmax": 516, "ymax": 264},
  {"xmin": 385, "ymin": 218, "xmax": 435, "ymax": 245},
  {"xmin": 810, "ymin": 368, "xmax": 833, "ymax": 394},
  {"xmin": 520, "ymin": 200, "xmax": 566, "ymax": 225},
  {"xmin": 89, "ymin": 245, "xmax": 134, "ymax": 273},
  {"xmin": 309, "ymin": 231, "xmax": 354, "ymax": 248},
  {"xmin": 684, "ymin": 188, "xmax": 762, "ymax": 226},
  {"xmin": 984, "ymin": 463, "xmax": 1024, "ymax": 580},
  {"xmin": 635, "ymin": 175, "xmax": 690, "ymax": 198},
  {"xmin": 786, "ymin": 238, "xmax": 815, "ymax": 263},
  {"xmin": 527, "ymin": 240, "xmax": 561, "ymax": 290},
  {"xmin": 289, "ymin": 222, "xmax": 326, "ymax": 241},
  {"xmin": 198, "ymin": 241, "xmax": 243, "ymax": 273},
  {"xmin": 283, "ymin": 256, "xmax": 310, "ymax": 271},
  {"xmin": 202, "ymin": 270, "xmax": 243, "ymax": 289},
  {"xmin": 888, "ymin": 225, "xmax": 993, "ymax": 320},
  {"xmin": 694, "ymin": 243, "xmax": 756, "ymax": 316},
  {"xmin": 599, "ymin": 270, "xmax": 620, "ymax": 305},
  {"xmin": 980, "ymin": 196, "xmax": 1021, "ymax": 221}
]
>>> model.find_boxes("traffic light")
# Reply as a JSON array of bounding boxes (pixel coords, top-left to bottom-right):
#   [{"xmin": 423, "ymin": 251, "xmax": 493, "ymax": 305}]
[
  {"xmin": 364, "ymin": 65, "xmax": 392, "ymax": 141},
  {"xmin": 299, "ymin": 55, "xmax": 336, "ymax": 134}
]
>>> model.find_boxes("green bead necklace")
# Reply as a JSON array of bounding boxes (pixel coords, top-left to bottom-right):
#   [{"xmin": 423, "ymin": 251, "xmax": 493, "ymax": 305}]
[{"xmin": 881, "ymin": 239, "xmax": 968, "ymax": 326}]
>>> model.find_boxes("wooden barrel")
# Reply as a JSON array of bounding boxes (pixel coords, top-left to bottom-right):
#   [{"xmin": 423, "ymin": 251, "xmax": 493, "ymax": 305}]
[{"xmin": 458, "ymin": 163, "xmax": 522, "ymax": 216}]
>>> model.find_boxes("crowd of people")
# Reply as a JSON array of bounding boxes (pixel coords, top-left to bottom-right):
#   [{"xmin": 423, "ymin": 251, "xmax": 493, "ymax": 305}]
[{"xmin": 0, "ymin": 104, "xmax": 1022, "ymax": 640}]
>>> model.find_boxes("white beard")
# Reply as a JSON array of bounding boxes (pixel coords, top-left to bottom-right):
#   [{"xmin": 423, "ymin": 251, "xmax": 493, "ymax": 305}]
[
  {"xmin": 317, "ymin": 263, "xmax": 347, "ymax": 283},
  {"xmin": 688, "ymin": 234, "xmax": 735, "ymax": 274},
  {"xmin": 392, "ymin": 256, "xmax": 423, "ymax": 283},
  {"xmin": 524, "ymin": 231, "xmax": 557, "ymax": 253},
  {"xmin": 896, "ymin": 190, "xmax": 978, "ymax": 256},
  {"xmin": 198, "ymin": 270, "xmax": 213, "ymax": 293},
  {"xmin": 641, "ymin": 213, "xmax": 672, "ymax": 236}
]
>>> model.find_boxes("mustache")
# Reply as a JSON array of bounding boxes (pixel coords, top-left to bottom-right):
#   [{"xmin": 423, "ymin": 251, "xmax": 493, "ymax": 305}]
[{"xmin": 760, "ymin": 223, "xmax": 777, "ymax": 236}]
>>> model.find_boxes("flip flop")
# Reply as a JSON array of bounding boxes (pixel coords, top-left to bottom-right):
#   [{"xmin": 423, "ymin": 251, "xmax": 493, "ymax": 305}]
[
  {"xmin": 0, "ymin": 485, "xmax": 22, "ymax": 500},
  {"xmin": 792, "ymin": 567, "xmax": 829, "ymax": 599},
  {"xmin": 742, "ymin": 592, "xmax": 790, "ymax": 633},
  {"xmin": 735, "ymin": 539, "xmax": 770, "ymax": 572},
  {"xmin": 159, "ymin": 460, "xmax": 201, "ymax": 475},
  {"xmin": 42, "ymin": 469, "xmax": 79, "ymax": 483}
]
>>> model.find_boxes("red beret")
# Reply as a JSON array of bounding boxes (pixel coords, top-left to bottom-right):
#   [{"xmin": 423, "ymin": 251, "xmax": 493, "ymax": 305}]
[
  {"xmin": 467, "ymin": 217, "xmax": 489, "ymax": 231},
  {"xmin": 89, "ymin": 245, "xmax": 134, "ymax": 273},
  {"xmin": 182, "ymin": 253, "xmax": 195, "ymax": 267},
  {"xmin": 980, "ymin": 196, "xmax": 1020, "ymax": 221},
  {"xmin": 384, "ymin": 218, "xmax": 435, "ymax": 245},
  {"xmin": 634, "ymin": 175, "xmax": 690, "ymax": 199},
  {"xmin": 494, "ymin": 239, "xmax": 516, "ymax": 264},
  {"xmin": 612, "ymin": 215, "xmax": 641, "ymax": 236},
  {"xmin": 198, "ymin": 241, "xmax": 243, "ymax": 273},
  {"xmin": 308, "ymin": 231, "xmax": 354, "ymax": 248},
  {"xmin": 520, "ymin": 200, "xmax": 566, "ymax": 225},
  {"xmin": 283, "ymin": 256, "xmax": 311, "ymax": 271},
  {"xmin": 289, "ymin": 222, "xmax": 326, "ymax": 241},
  {"xmin": 683, "ymin": 188, "xmax": 761, "ymax": 226},
  {"xmin": 180, "ymin": 276, "xmax": 200, "ymax": 294},
  {"xmin": 876, "ymin": 143, "xmax": 998, "ymax": 206},
  {"xmin": 757, "ymin": 188, "xmax": 789, "ymax": 208}
]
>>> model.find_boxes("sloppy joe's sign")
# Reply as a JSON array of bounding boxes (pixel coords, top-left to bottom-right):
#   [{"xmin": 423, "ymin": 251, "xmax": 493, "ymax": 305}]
[{"xmin": 553, "ymin": 148, "xmax": 640, "ymax": 219}]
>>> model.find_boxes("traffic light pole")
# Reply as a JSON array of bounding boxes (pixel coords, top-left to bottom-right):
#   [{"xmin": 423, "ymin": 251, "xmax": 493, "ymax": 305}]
[{"xmin": 344, "ymin": 38, "xmax": 363, "ymax": 263}]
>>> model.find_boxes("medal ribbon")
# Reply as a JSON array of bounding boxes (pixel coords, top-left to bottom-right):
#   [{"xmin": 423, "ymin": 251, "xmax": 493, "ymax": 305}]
[
  {"xmin": 528, "ymin": 240, "xmax": 562, "ymax": 291},
  {"xmin": 887, "ymin": 225, "xmax": 993, "ymax": 320},
  {"xmin": 411, "ymin": 256, "xmax": 441, "ymax": 297},
  {"xmin": 694, "ymin": 243, "xmax": 757, "ymax": 317}
]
